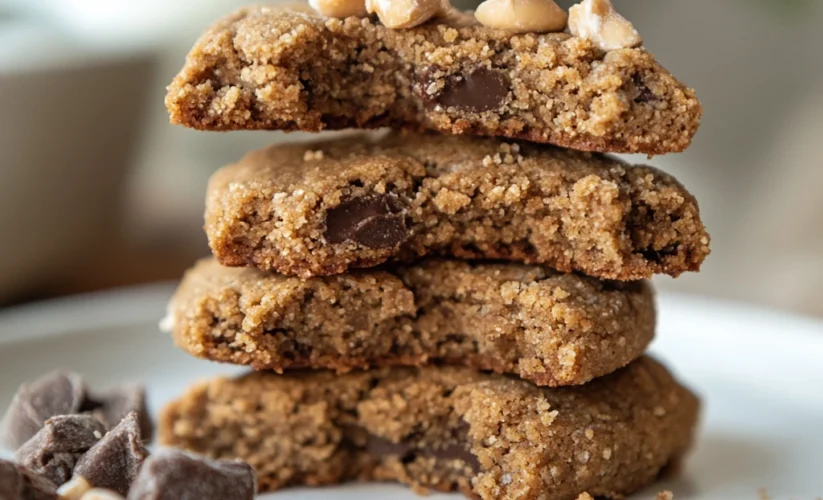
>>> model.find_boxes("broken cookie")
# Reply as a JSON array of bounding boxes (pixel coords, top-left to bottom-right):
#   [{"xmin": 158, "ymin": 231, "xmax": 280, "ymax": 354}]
[
  {"xmin": 160, "ymin": 357, "xmax": 699, "ymax": 499},
  {"xmin": 166, "ymin": 5, "xmax": 701, "ymax": 155},
  {"xmin": 167, "ymin": 258, "xmax": 655, "ymax": 386},
  {"xmin": 205, "ymin": 132, "xmax": 709, "ymax": 280}
]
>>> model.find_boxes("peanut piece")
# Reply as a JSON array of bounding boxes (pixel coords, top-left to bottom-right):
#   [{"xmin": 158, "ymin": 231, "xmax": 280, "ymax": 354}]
[
  {"xmin": 80, "ymin": 489, "xmax": 125, "ymax": 500},
  {"xmin": 568, "ymin": 0, "xmax": 642, "ymax": 51},
  {"xmin": 57, "ymin": 477, "xmax": 92, "ymax": 500},
  {"xmin": 366, "ymin": 0, "xmax": 448, "ymax": 29},
  {"xmin": 475, "ymin": 0, "xmax": 567, "ymax": 34},
  {"xmin": 308, "ymin": 0, "xmax": 367, "ymax": 18}
]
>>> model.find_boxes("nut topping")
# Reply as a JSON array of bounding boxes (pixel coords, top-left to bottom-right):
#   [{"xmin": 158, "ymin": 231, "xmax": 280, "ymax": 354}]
[
  {"xmin": 475, "ymin": 0, "xmax": 567, "ymax": 33},
  {"xmin": 568, "ymin": 0, "xmax": 642, "ymax": 51},
  {"xmin": 308, "ymin": 0, "xmax": 367, "ymax": 18},
  {"xmin": 366, "ymin": 0, "xmax": 448, "ymax": 29}
]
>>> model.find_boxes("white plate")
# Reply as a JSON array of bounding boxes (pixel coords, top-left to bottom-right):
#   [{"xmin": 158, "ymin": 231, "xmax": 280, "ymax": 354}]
[{"xmin": 1, "ymin": 285, "xmax": 822, "ymax": 499}]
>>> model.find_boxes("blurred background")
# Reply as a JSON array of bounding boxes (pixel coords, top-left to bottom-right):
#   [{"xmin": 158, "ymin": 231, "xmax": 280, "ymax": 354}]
[{"xmin": 0, "ymin": 0, "xmax": 821, "ymax": 317}]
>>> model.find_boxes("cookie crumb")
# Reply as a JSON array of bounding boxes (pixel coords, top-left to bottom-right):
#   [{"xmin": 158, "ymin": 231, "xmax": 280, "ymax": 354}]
[{"xmin": 656, "ymin": 491, "xmax": 674, "ymax": 500}]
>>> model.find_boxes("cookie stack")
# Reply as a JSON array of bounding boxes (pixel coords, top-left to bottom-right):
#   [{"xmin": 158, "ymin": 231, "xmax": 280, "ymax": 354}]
[{"xmin": 159, "ymin": 1, "xmax": 710, "ymax": 498}]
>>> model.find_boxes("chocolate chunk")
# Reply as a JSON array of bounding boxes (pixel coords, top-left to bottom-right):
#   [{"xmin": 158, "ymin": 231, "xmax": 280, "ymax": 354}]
[
  {"xmin": 431, "ymin": 442, "xmax": 480, "ymax": 471},
  {"xmin": 632, "ymin": 73, "xmax": 656, "ymax": 104},
  {"xmin": 85, "ymin": 384, "xmax": 154, "ymax": 443},
  {"xmin": 0, "ymin": 459, "xmax": 59, "ymax": 500},
  {"xmin": 640, "ymin": 244, "xmax": 678, "ymax": 263},
  {"xmin": 15, "ymin": 414, "xmax": 106, "ymax": 486},
  {"xmin": 436, "ymin": 68, "xmax": 509, "ymax": 113},
  {"xmin": 1, "ymin": 371, "xmax": 86, "ymax": 450},
  {"xmin": 73, "ymin": 413, "xmax": 149, "ymax": 496},
  {"xmin": 366, "ymin": 434, "xmax": 414, "ymax": 458},
  {"xmin": 365, "ymin": 426, "xmax": 480, "ymax": 472},
  {"xmin": 127, "ymin": 449, "xmax": 256, "ymax": 500},
  {"xmin": 324, "ymin": 195, "xmax": 408, "ymax": 248}
]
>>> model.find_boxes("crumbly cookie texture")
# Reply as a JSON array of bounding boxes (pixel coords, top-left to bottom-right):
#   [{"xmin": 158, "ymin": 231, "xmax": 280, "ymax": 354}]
[
  {"xmin": 165, "ymin": 4, "xmax": 702, "ymax": 155},
  {"xmin": 166, "ymin": 258, "xmax": 654, "ymax": 386},
  {"xmin": 160, "ymin": 357, "xmax": 699, "ymax": 499},
  {"xmin": 206, "ymin": 132, "xmax": 710, "ymax": 280}
]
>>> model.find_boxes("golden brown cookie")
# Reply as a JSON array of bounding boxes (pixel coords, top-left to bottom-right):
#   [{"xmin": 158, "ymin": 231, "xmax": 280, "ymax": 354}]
[
  {"xmin": 166, "ymin": 5, "xmax": 702, "ymax": 155},
  {"xmin": 160, "ymin": 357, "xmax": 699, "ymax": 499},
  {"xmin": 205, "ymin": 132, "xmax": 710, "ymax": 280},
  {"xmin": 165, "ymin": 258, "xmax": 655, "ymax": 386}
]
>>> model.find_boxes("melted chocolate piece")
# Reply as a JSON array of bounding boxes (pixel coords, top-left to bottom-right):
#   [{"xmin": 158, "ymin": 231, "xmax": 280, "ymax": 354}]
[
  {"xmin": 15, "ymin": 414, "xmax": 106, "ymax": 486},
  {"xmin": 0, "ymin": 372, "xmax": 86, "ymax": 450},
  {"xmin": 632, "ymin": 73, "xmax": 656, "ymax": 104},
  {"xmin": 73, "ymin": 413, "xmax": 148, "ymax": 496},
  {"xmin": 324, "ymin": 195, "xmax": 408, "ymax": 248},
  {"xmin": 437, "ymin": 68, "xmax": 509, "ymax": 113},
  {"xmin": 640, "ymin": 244, "xmax": 678, "ymax": 263},
  {"xmin": 127, "ymin": 449, "xmax": 256, "ymax": 500},
  {"xmin": 365, "ymin": 424, "xmax": 480, "ymax": 472},
  {"xmin": 0, "ymin": 459, "xmax": 58, "ymax": 500}
]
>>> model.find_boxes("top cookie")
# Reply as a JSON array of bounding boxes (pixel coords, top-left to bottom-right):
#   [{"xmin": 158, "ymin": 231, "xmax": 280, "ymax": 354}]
[{"xmin": 166, "ymin": 4, "xmax": 702, "ymax": 155}]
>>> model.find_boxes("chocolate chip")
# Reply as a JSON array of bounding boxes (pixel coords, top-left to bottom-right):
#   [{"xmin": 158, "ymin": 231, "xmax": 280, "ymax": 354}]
[
  {"xmin": 436, "ymin": 68, "xmax": 509, "ymax": 113},
  {"xmin": 632, "ymin": 73, "xmax": 656, "ymax": 104},
  {"xmin": 365, "ymin": 424, "xmax": 480, "ymax": 473},
  {"xmin": 0, "ymin": 459, "xmax": 58, "ymax": 500},
  {"xmin": 15, "ymin": 414, "xmax": 106, "ymax": 486},
  {"xmin": 640, "ymin": 244, "xmax": 678, "ymax": 263},
  {"xmin": 366, "ymin": 434, "xmax": 414, "ymax": 458},
  {"xmin": 127, "ymin": 449, "xmax": 256, "ymax": 500},
  {"xmin": 73, "ymin": 413, "xmax": 149, "ymax": 496},
  {"xmin": 1, "ymin": 371, "xmax": 86, "ymax": 450},
  {"xmin": 324, "ymin": 194, "xmax": 408, "ymax": 248},
  {"xmin": 85, "ymin": 384, "xmax": 153, "ymax": 443}
]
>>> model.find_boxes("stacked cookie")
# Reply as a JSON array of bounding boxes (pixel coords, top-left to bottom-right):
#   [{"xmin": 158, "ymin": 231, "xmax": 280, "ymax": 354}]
[{"xmin": 160, "ymin": 1, "xmax": 710, "ymax": 498}]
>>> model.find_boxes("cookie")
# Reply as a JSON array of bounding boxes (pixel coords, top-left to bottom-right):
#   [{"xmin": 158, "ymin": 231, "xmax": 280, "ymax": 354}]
[
  {"xmin": 165, "ymin": 258, "xmax": 654, "ymax": 386},
  {"xmin": 160, "ymin": 356, "xmax": 699, "ymax": 499},
  {"xmin": 206, "ymin": 132, "xmax": 709, "ymax": 280},
  {"xmin": 165, "ymin": 5, "xmax": 701, "ymax": 155}
]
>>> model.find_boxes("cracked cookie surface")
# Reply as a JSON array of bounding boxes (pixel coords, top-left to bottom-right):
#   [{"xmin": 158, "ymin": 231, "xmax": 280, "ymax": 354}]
[
  {"xmin": 165, "ymin": 258, "xmax": 655, "ymax": 386},
  {"xmin": 160, "ymin": 357, "xmax": 699, "ymax": 499},
  {"xmin": 206, "ymin": 132, "xmax": 710, "ymax": 280},
  {"xmin": 166, "ymin": 4, "xmax": 702, "ymax": 155}
]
